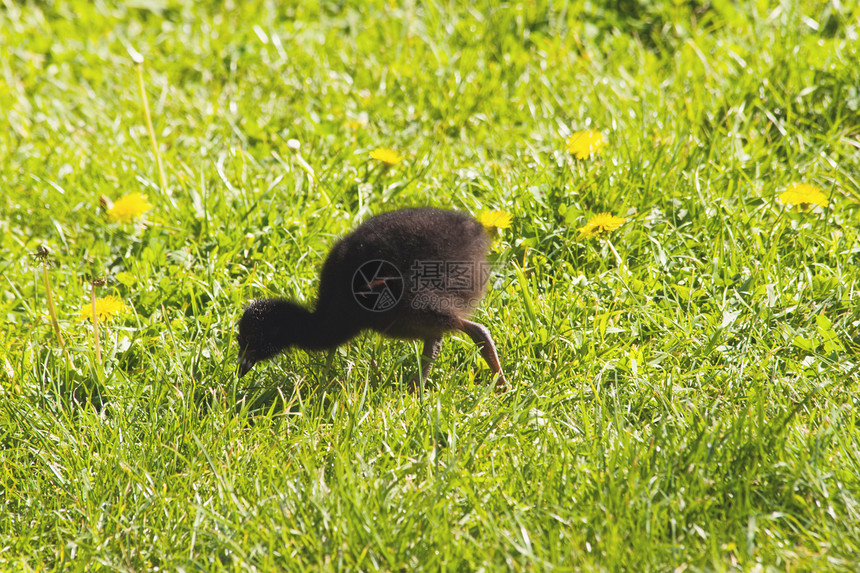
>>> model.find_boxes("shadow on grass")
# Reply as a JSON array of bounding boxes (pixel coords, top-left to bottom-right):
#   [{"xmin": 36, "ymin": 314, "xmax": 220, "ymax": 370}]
[
  {"xmin": 194, "ymin": 352, "xmax": 353, "ymax": 421},
  {"xmin": 199, "ymin": 347, "xmax": 510, "ymax": 425}
]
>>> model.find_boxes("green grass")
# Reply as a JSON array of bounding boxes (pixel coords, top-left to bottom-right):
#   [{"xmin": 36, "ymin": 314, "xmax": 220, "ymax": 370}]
[{"xmin": 2, "ymin": 0, "xmax": 860, "ymax": 570}]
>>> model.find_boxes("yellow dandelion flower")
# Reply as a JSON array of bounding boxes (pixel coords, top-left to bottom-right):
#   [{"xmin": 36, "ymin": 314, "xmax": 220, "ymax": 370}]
[
  {"xmin": 478, "ymin": 210, "xmax": 512, "ymax": 232},
  {"xmin": 778, "ymin": 183, "xmax": 827, "ymax": 211},
  {"xmin": 369, "ymin": 148, "xmax": 404, "ymax": 165},
  {"xmin": 345, "ymin": 120, "xmax": 366, "ymax": 130},
  {"xmin": 107, "ymin": 193, "xmax": 152, "ymax": 223},
  {"xmin": 566, "ymin": 130, "xmax": 607, "ymax": 159},
  {"xmin": 79, "ymin": 295, "xmax": 126, "ymax": 322},
  {"xmin": 578, "ymin": 213, "xmax": 627, "ymax": 240}
]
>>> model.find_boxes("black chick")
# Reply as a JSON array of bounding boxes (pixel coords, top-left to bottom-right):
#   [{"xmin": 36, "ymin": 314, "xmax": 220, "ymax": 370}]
[{"xmin": 237, "ymin": 207, "xmax": 508, "ymax": 391}]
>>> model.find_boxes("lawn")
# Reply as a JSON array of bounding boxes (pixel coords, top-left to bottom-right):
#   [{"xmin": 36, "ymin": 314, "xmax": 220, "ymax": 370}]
[{"xmin": 2, "ymin": 0, "xmax": 860, "ymax": 570}]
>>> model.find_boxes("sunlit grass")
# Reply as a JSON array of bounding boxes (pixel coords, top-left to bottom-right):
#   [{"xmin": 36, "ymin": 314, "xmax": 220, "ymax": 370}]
[{"xmin": 1, "ymin": 0, "xmax": 859, "ymax": 570}]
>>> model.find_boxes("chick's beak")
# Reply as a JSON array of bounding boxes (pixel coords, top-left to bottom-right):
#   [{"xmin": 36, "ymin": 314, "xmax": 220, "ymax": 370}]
[{"xmin": 238, "ymin": 354, "xmax": 255, "ymax": 377}]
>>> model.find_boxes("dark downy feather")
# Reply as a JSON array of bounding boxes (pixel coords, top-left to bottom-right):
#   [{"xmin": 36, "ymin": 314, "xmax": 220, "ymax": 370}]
[{"xmin": 237, "ymin": 208, "xmax": 508, "ymax": 391}]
